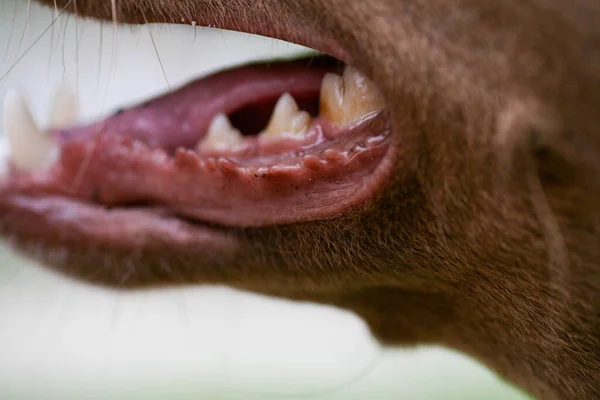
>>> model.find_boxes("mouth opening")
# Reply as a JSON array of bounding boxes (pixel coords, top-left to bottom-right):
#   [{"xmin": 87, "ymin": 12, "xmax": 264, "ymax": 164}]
[{"xmin": 2, "ymin": 32, "xmax": 394, "ymax": 238}]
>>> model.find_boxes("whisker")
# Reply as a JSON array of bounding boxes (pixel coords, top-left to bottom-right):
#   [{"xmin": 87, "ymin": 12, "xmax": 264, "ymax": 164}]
[
  {"xmin": 118, "ymin": 259, "xmax": 135, "ymax": 287},
  {"xmin": 13, "ymin": 0, "xmax": 32, "ymax": 66},
  {"xmin": 47, "ymin": 0, "xmax": 58, "ymax": 80},
  {"xmin": 526, "ymin": 157, "xmax": 571, "ymax": 330},
  {"xmin": 3, "ymin": 0, "xmax": 19, "ymax": 61},
  {"xmin": 61, "ymin": 13, "xmax": 69, "ymax": 81},
  {"xmin": 97, "ymin": 23, "xmax": 103, "ymax": 90},
  {"xmin": 0, "ymin": 0, "xmax": 74, "ymax": 84},
  {"xmin": 140, "ymin": 9, "xmax": 171, "ymax": 93},
  {"xmin": 101, "ymin": 0, "xmax": 119, "ymax": 112},
  {"xmin": 74, "ymin": 0, "xmax": 80, "ymax": 103},
  {"xmin": 110, "ymin": 0, "xmax": 118, "ymax": 32},
  {"xmin": 145, "ymin": 22, "xmax": 171, "ymax": 92}
]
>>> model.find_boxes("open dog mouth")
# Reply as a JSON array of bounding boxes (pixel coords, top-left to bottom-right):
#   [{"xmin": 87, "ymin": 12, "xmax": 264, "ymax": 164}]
[{"xmin": 0, "ymin": 20, "xmax": 394, "ymax": 250}]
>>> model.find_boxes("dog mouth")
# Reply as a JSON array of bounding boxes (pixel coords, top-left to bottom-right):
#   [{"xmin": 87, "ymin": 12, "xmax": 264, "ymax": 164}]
[{"xmin": 0, "ymin": 26, "xmax": 394, "ymax": 250}]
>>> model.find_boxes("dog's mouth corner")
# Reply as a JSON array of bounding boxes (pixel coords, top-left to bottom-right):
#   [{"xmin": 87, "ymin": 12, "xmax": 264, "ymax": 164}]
[{"xmin": 1, "ymin": 32, "xmax": 395, "ymax": 248}]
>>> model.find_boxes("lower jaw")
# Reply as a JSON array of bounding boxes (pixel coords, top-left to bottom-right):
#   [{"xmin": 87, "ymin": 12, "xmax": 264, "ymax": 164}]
[{"xmin": 1, "ymin": 56, "xmax": 396, "ymax": 250}]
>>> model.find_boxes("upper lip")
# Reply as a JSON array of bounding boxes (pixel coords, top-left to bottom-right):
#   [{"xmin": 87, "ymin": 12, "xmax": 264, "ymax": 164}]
[{"xmin": 37, "ymin": 0, "xmax": 353, "ymax": 65}]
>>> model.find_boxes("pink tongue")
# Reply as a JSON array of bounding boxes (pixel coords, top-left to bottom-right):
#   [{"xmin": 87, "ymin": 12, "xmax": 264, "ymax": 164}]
[{"xmin": 55, "ymin": 61, "xmax": 336, "ymax": 151}]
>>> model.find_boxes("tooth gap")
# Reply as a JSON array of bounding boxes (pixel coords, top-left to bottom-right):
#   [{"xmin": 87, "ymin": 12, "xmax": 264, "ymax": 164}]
[{"xmin": 228, "ymin": 93, "xmax": 319, "ymax": 136}]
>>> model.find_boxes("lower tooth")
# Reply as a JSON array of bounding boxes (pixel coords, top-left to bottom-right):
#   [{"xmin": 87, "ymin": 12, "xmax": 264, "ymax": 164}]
[
  {"xmin": 261, "ymin": 93, "xmax": 311, "ymax": 140},
  {"xmin": 197, "ymin": 113, "xmax": 244, "ymax": 153},
  {"xmin": 49, "ymin": 82, "xmax": 78, "ymax": 129},
  {"xmin": 319, "ymin": 73, "xmax": 345, "ymax": 125}
]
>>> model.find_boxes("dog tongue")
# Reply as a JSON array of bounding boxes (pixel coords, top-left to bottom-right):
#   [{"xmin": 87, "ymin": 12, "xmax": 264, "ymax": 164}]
[{"xmin": 54, "ymin": 61, "xmax": 335, "ymax": 152}]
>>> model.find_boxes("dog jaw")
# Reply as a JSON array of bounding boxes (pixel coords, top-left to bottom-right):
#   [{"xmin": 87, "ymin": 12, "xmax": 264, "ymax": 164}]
[{"xmin": 15, "ymin": 0, "xmax": 600, "ymax": 398}]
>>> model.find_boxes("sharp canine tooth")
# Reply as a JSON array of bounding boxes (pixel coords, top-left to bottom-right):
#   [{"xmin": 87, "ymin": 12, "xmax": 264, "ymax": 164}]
[
  {"xmin": 343, "ymin": 66, "xmax": 385, "ymax": 118},
  {"xmin": 319, "ymin": 73, "xmax": 345, "ymax": 124},
  {"xmin": 3, "ymin": 90, "xmax": 60, "ymax": 171},
  {"xmin": 49, "ymin": 83, "xmax": 78, "ymax": 129},
  {"xmin": 197, "ymin": 113, "xmax": 244, "ymax": 152},
  {"xmin": 262, "ymin": 93, "xmax": 311, "ymax": 139},
  {"xmin": 320, "ymin": 66, "xmax": 385, "ymax": 127}
]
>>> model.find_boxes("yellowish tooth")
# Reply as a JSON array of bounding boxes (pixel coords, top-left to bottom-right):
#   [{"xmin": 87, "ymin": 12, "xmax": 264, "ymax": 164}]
[
  {"xmin": 262, "ymin": 93, "xmax": 311, "ymax": 140},
  {"xmin": 319, "ymin": 73, "xmax": 345, "ymax": 125},
  {"xmin": 49, "ymin": 82, "xmax": 78, "ymax": 129},
  {"xmin": 197, "ymin": 113, "xmax": 244, "ymax": 152},
  {"xmin": 320, "ymin": 67, "xmax": 385, "ymax": 127},
  {"xmin": 342, "ymin": 66, "xmax": 385, "ymax": 120},
  {"xmin": 2, "ymin": 90, "xmax": 60, "ymax": 171}
]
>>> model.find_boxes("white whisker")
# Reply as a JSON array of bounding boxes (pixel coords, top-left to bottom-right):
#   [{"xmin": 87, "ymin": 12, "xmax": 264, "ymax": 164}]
[
  {"xmin": 0, "ymin": 0, "xmax": 74, "ymax": 84},
  {"xmin": 146, "ymin": 22, "xmax": 171, "ymax": 92},
  {"xmin": 3, "ymin": 0, "xmax": 19, "ymax": 61},
  {"xmin": 47, "ymin": 0, "xmax": 57, "ymax": 80},
  {"xmin": 101, "ymin": 0, "xmax": 119, "ymax": 112},
  {"xmin": 61, "ymin": 13, "xmax": 69, "ymax": 80},
  {"xmin": 97, "ymin": 23, "xmax": 104, "ymax": 90},
  {"xmin": 74, "ymin": 0, "xmax": 80, "ymax": 104},
  {"xmin": 13, "ymin": 0, "xmax": 32, "ymax": 66}
]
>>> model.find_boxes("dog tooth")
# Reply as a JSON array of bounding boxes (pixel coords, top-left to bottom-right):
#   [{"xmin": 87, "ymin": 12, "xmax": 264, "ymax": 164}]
[
  {"xmin": 3, "ymin": 90, "xmax": 60, "ymax": 171},
  {"xmin": 320, "ymin": 67, "xmax": 385, "ymax": 127},
  {"xmin": 49, "ymin": 82, "xmax": 78, "ymax": 129},
  {"xmin": 341, "ymin": 66, "xmax": 385, "ymax": 123},
  {"xmin": 197, "ymin": 113, "xmax": 244, "ymax": 152},
  {"xmin": 319, "ymin": 73, "xmax": 345, "ymax": 126},
  {"xmin": 261, "ymin": 93, "xmax": 311, "ymax": 140}
]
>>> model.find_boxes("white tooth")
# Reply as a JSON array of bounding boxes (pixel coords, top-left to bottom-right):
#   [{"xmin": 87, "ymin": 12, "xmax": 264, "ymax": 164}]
[
  {"xmin": 3, "ymin": 90, "xmax": 60, "ymax": 171},
  {"xmin": 320, "ymin": 66, "xmax": 385, "ymax": 127},
  {"xmin": 197, "ymin": 113, "xmax": 244, "ymax": 152},
  {"xmin": 261, "ymin": 93, "xmax": 311, "ymax": 140},
  {"xmin": 49, "ymin": 82, "xmax": 78, "ymax": 129}
]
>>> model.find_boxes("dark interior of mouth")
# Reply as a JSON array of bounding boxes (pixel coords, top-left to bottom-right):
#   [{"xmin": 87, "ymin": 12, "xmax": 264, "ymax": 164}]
[
  {"xmin": 58, "ymin": 56, "xmax": 342, "ymax": 152},
  {"xmin": 18, "ymin": 55, "xmax": 392, "ymax": 228}
]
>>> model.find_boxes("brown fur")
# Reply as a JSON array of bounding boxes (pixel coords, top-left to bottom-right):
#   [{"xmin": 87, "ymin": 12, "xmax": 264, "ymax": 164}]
[{"xmin": 19, "ymin": 0, "xmax": 600, "ymax": 398}]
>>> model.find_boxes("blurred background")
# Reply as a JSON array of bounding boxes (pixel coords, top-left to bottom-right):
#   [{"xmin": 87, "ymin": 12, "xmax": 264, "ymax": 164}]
[{"xmin": 0, "ymin": 0, "xmax": 531, "ymax": 398}]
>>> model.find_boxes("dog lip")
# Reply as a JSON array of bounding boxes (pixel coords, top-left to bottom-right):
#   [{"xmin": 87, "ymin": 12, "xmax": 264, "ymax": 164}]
[
  {"xmin": 3, "ymin": 112, "xmax": 393, "ymax": 228},
  {"xmin": 36, "ymin": 0, "xmax": 352, "ymax": 65},
  {"xmin": 0, "ymin": 193, "xmax": 238, "ymax": 249}
]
